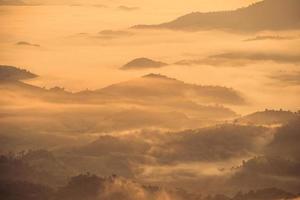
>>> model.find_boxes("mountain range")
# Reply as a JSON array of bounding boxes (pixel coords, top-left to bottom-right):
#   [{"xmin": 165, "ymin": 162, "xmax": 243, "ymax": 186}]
[
  {"xmin": 133, "ymin": 0, "xmax": 300, "ymax": 32},
  {"xmin": 0, "ymin": 65, "xmax": 243, "ymax": 131}
]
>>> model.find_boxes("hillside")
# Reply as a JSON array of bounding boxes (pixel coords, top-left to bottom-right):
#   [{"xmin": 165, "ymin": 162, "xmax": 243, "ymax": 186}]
[
  {"xmin": 96, "ymin": 73, "xmax": 245, "ymax": 105},
  {"xmin": 235, "ymin": 109, "xmax": 299, "ymax": 125},
  {"xmin": 0, "ymin": 65, "xmax": 38, "ymax": 81},
  {"xmin": 133, "ymin": 0, "xmax": 300, "ymax": 31}
]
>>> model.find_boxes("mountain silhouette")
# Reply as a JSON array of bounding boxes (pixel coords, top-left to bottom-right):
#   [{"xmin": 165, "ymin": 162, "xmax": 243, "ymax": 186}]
[
  {"xmin": 95, "ymin": 73, "xmax": 245, "ymax": 105},
  {"xmin": 133, "ymin": 0, "xmax": 300, "ymax": 32},
  {"xmin": 0, "ymin": 66, "xmax": 244, "ymax": 108},
  {"xmin": 121, "ymin": 57, "xmax": 168, "ymax": 70},
  {"xmin": 0, "ymin": 65, "xmax": 38, "ymax": 81},
  {"xmin": 0, "ymin": 66, "xmax": 241, "ymax": 124},
  {"xmin": 235, "ymin": 109, "xmax": 299, "ymax": 125},
  {"xmin": 0, "ymin": 65, "xmax": 74, "ymax": 102},
  {"xmin": 75, "ymin": 73, "xmax": 241, "ymax": 123}
]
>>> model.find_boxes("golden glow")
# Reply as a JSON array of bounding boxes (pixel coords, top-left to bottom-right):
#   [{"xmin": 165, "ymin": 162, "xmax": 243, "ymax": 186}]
[{"xmin": 0, "ymin": 1, "xmax": 300, "ymax": 198}]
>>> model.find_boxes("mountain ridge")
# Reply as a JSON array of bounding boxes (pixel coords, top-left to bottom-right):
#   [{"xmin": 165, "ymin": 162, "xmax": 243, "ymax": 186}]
[
  {"xmin": 0, "ymin": 65, "xmax": 38, "ymax": 81},
  {"xmin": 133, "ymin": 0, "xmax": 300, "ymax": 32}
]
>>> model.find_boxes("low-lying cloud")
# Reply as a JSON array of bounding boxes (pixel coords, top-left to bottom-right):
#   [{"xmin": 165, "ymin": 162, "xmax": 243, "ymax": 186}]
[
  {"xmin": 244, "ymin": 35, "xmax": 299, "ymax": 42},
  {"xmin": 176, "ymin": 52, "xmax": 300, "ymax": 67},
  {"xmin": 118, "ymin": 5, "xmax": 139, "ymax": 11},
  {"xmin": 270, "ymin": 71, "xmax": 300, "ymax": 86}
]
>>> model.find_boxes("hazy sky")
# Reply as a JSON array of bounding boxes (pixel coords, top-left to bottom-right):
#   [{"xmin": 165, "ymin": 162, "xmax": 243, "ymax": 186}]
[{"xmin": 26, "ymin": 0, "xmax": 260, "ymax": 11}]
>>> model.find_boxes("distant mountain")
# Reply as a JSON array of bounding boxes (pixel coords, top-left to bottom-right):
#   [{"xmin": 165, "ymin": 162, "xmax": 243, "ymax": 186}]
[
  {"xmin": 0, "ymin": 65, "xmax": 38, "ymax": 81},
  {"xmin": 133, "ymin": 0, "xmax": 300, "ymax": 32},
  {"xmin": 235, "ymin": 109, "xmax": 299, "ymax": 125},
  {"xmin": 96, "ymin": 73, "xmax": 245, "ymax": 105},
  {"xmin": 16, "ymin": 41, "xmax": 40, "ymax": 47},
  {"xmin": 0, "ymin": 65, "xmax": 74, "ymax": 104},
  {"xmin": 121, "ymin": 57, "xmax": 168, "ymax": 70},
  {"xmin": 0, "ymin": 66, "xmax": 244, "ymax": 107},
  {"xmin": 0, "ymin": 66, "xmax": 240, "ymax": 131},
  {"xmin": 74, "ymin": 73, "xmax": 242, "ymax": 124},
  {"xmin": 0, "ymin": 66, "xmax": 242, "ymax": 130}
]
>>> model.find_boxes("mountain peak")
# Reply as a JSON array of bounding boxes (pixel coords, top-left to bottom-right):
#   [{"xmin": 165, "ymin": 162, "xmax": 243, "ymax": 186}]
[
  {"xmin": 121, "ymin": 57, "xmax": 168, "ymax": 70},
  {"xmin": 142, "ymin": 73, "xmax": 177, "ymax": 81}
]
